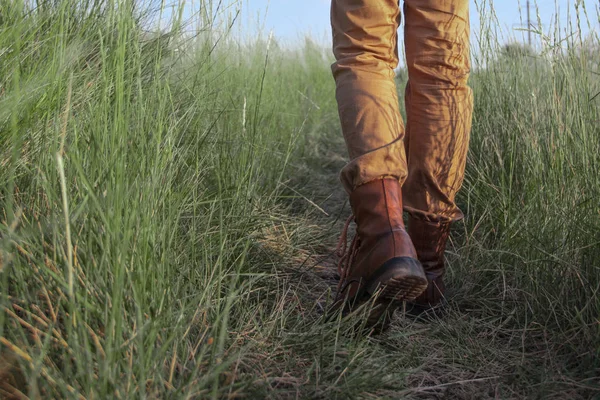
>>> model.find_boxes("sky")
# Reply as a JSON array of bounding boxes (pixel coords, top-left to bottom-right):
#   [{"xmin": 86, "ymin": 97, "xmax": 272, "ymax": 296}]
[{"xmin": 231, "ymin": 0, "xmax": 599, "ymax": 51}]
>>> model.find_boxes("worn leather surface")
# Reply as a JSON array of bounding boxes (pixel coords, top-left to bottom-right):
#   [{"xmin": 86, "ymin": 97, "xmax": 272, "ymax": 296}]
[
  {"xmin": 408, "ymin": 217, "xmax": 451, "ymax": 305},
  {"xmin": 331, "ymin": 0, "xmax": 473, "ymax": 222},
  {"xmin": 341, "ymin": 178, "xmax": 420, "ymax": 298}
]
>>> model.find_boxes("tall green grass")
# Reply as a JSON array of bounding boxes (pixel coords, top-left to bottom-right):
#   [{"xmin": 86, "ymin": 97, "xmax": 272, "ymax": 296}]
[
  {"xmin": 0, "ymin": 1, "xmax": 334, "ymax": 397},
  {"xmin": 0, "ymin": 0, "xmax": 599, "ymax": 398},
  {"xmin": 460, "ymin": 0, "xmax": 600, "ymax": 367}
]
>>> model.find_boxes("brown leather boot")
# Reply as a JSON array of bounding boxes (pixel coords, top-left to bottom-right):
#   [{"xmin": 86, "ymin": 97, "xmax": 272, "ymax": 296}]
[
  {"xmin": 334, "ymin": 179, "xmax": 428, "ymax": 323},
  {"xmin": 407, "ymin": 218, "xmax": 451, "ymax": 312}
]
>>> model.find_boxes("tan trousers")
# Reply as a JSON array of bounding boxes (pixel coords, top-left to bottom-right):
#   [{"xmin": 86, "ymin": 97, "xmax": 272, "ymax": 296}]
[{"xmin": 331, "ymin": 0, "xmax": 473, "ymax": 222}]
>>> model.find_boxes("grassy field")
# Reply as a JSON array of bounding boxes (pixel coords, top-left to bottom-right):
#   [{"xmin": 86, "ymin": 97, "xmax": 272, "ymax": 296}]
[{"xmin": 1, "ymin": 0, "xmax": 599, "ymax": 398}]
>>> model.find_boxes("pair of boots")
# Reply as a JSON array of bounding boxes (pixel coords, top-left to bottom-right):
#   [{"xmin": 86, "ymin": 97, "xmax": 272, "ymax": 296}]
[{"xmin": 335, "ymin": 178, "xmax": 450, "ymax": 320}]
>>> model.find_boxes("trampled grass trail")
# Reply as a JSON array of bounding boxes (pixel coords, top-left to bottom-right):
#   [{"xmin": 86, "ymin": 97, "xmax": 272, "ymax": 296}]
[{"xmin": 1, "ymin": 0, "xmax": 599, "ymax": 398}]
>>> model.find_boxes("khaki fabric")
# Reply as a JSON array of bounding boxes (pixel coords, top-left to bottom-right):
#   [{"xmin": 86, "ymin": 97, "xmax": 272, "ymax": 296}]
[{"xmin": 331, "ymin": 0, "xmax": 473, "ymax": 222}]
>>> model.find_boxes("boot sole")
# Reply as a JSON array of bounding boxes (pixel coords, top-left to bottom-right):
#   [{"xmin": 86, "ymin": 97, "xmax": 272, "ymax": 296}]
[
  {"xmin": 362, "ymin": 258, "xmax": 428, "ymax": 329},
  {"xmin": 362, "ymin": 273, "xmax": 428, "ymax": 330},
  {"xmin": 365, "ymin": 257, "xmax": 428, "ymax": 302},
  {"xmin": 330, "ymin": 258, "xmax": 427, "ymax": 332}
]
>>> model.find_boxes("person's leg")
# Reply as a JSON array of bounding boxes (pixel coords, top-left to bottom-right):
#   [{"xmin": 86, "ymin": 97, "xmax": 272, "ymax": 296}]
[
  {"xmin": 331, "ymin": 0, "xmax": 407, "ymax": 192},
  {"xmin": 402, "ymin": 0, "xmax": 473, "ymax": 307},
  {"xmin": 330, "ymin": 0, "xmax": 427, "ymax": 318}
]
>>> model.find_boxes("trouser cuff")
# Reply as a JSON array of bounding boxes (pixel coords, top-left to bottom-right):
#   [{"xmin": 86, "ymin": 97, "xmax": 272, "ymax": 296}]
[
  {"xmin": 339, "ymin": 137, "xmax": 406, "ymax": 194},
  {"xmin": 403, "ymin": 205, "xmax": 463, "ymax": 224}
]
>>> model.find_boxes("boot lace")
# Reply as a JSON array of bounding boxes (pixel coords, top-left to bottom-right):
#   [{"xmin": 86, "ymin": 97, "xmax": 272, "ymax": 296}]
[{"xmin": 335, "ymin": 215, "xmax": 361, "ymax": 293}]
